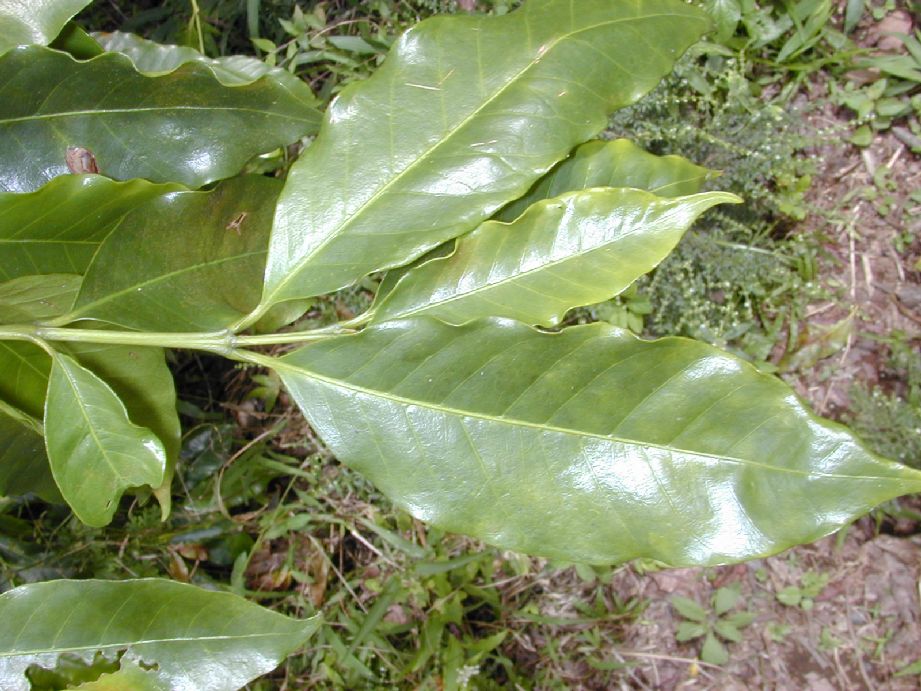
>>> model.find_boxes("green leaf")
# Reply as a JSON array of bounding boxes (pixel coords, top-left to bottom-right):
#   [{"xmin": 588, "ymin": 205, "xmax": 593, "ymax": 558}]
[
  {"xmin": 62, "ymin": 175, "xmax": 281, "ymax": 331},
  {"xmin": 724, "ymin": 611, "xmax": 756, "ymax": 628},
  {"xmin": 73, "ymin": 661, "xmax": 164, "ymax": 690},
  {"xmin": 675, "ymin": 621, "xmax": 708, "ymax": 642},
  {"xmin": 703, "ymin": 0, "xmax": 741, "ymax": 44},
  {"xmin": 272, "ymin": 318, "xmax": 921, "ymax": 566},
  {"xmin": 671, "ymin": 595, "xmax": 709, "ymax": 623},
  {"xmin": 844, "ymin": 0, "xmax": 864, "ymax": 34},
  {"xmin": 713, "ymin": 585, "xmax": 740, "ymax": 616},
  {"xmin": 257, "ymin": 0, "xmax": 711, "ymax": 312},
  {"xmin": 0, "ymin": 0, "xmax": 91, "ymax": 55},
  {"xmin": 700, "ymin": 631, "xmax": 729, "ymax": 665},
  {"xmin": 0, "ymin": 340, "xmax": 48, "ymax": 419},
  {"xmin": 775, "ymin": 586, "xmax": 802, "ymax": 607},
  {"xmin": 70, "ymin": 341, "xmax": 181, "ymax": 516},
  {"xmin": 49, "ymin": 22, "xmax": 104, "ymax": 59},
  {"xmin": 0, "ymin": 336, "xmax": 178, "ymax": 511},
  {"xmin": 44, "ymin": 351, "xmax": 166, "ymax": 526},
  {"xmin": 369, "ymin": 189, "xmax": 737, "ymax": 326},
  {"xmin": 895, "ymin": 657, "xmax": 921, "ymax": 677},
  {"xmin": 713, "ymin": 619, "xmax": 743, "ymax": 643},
  {"xmin": 496, "ymin": 139, "xmax": 716, "ymax": 223},
  {"xmin": 0, "ymin": 46, "xmax": 320, "ymax": 192},
  {"xmin": 0, "ymin": 274, "xmax": 81, "ymax": 324},
  {"xmin": 0, "ymin": 578, "xmax": 320, "ymax": 691},
  {"xmin": 94, "ymin": 31, "xmax": 318, "ymax": 103},
  {"xmin": 0, "ymin": 399, "xmax": 61, "ymax": 502},
  {"xmin": 0, "ymin": 175, "xmax": 184, "ymax": 282}
]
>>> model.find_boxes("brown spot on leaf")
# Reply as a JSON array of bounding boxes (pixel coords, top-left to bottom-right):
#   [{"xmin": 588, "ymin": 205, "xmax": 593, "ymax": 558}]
[{"xmin": 65, "ymin": 147, "xmax": 99, "ymax": 174}]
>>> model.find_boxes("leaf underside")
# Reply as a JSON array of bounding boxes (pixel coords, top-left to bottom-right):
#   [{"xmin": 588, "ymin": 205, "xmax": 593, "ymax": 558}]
[
  {"xmin": 0, "ymin": 273, "xmax": 81, "ymax": 323},
  {"xmin": 0, "ymin": 579, "xmax": 320, "ymax": 691},
  {"xmin": 45, "ymin": 352, "xmax": 167, "ymax": 526},
  {"xmin": 276, "ymin": 318, "xmax": 921, "ymax": 566},
  {"xmin": 260, "ymin": 0, "xmax": 711, "ymax": 310}
]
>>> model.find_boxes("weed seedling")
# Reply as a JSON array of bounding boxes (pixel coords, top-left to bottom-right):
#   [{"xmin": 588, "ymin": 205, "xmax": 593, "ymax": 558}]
[
  {"xmin": 775, "ymin": 570, "xmax": 829, "ymax": 610},
  {"xmin": 671, "ymin": 585, "xmax": 756, "ymax": 665}
]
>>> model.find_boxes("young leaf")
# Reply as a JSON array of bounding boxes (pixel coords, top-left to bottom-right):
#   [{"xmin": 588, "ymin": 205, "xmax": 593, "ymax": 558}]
[
  {"xmin": 70, "ymin": 341, "xmax": 181, "ymax": 516},
  {"xmin": 256, "ymin": 0, "xmax": 711, "ymax": 315},
  {"xmin": 0, "ymin": 578, "xmax": 320, "ymax": 691},
  {"xmin": 713, "ymin": 585, "xmax": 740, "ymax": 616},
  {"xmin": 495, "ymin": 138, "xmax": 717, "ymax": 223},
  {"xmin": 0, "ymin": 274, "xmax": 81, "ymax": 324},
  {"xmin": 44, "ymin": 351, "xmax": 166, "ymax": 526},
  {"xmin": 95, "ymin": 31, "xmax": 317, "ymax": 104},
  {"xmin": 61, "ymin": 175, "xmax": 281, "ymax": 331},
  {"xmin": 0, "ymin": 0, "xmax": 91, "ymax": 55},
  {"xmin": 369, "ymin": 189, "xmax": 738, "ymax": 326},
  {"xmin": 272, "ymin": 318, "xmax": 921, "ymax": 566},
  {"xmin": 0, "ymin": 176, "xmax": 184, "ymax": 281},
  {"xmin": 671, "ymin": 595, "xmax": 709, "ymax": 623},
  {"xmin": 0, "ymin": 399, "xmax": 61, "ymax": 502},
  {"xmin": 713, "ymin": 620, "xmax": 743, "ymax": 643},
  {"xmin": 0, "ymin": 47, "xmax": 321, "ymax": 192},
  {"xmin": 701, "ymin": 632, "xmax": 730, "ymax": 665},
  {"xmin": 724, "ymin": 611, "xmax": 757, "ymax": 628},
  {"xmin": 675, "ymin": 621, "xmax": 708, "ymax": 642},
  {"xmin": 0, "ymin": 337, "xmax": 179, "ymax": 513}
]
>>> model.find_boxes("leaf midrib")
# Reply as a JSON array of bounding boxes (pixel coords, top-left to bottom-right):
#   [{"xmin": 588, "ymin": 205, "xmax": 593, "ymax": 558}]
[
  {"xmin": 382, "ymin": 192, "xmax": 714, "ymax": 319},
  {"xmin": 264, "ymin": 9, "xmax": 704, "ymax": 303},
  {"xmin": 66, "ymin": 250, "xmax": 265, "ymax": 321},
  {"xmin": 2, "ymin": 630, "xmax": 307, "ymax": 657},
  {"xmin": 274, "ymin": 356, "xmax": 886, "ymax": 482},
  {"xmin": 55, "ymin": 355, "xmax": 137, "ymax": 484},
  {"xmin": 1, "ymin": 106, "xmax": 314, "ymax": 126}
]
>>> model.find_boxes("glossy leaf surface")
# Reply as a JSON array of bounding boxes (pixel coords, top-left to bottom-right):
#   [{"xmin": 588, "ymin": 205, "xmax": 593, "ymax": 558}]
[
  {"xmin": 0, "ymin": 175, "xmax": 183, "ymax": 281},
  {"xmin": 0, "ymin": 47, "xmax": 320, "ymax": 192},
  {"xmin": 72, "ymin": 340, "xmax": 180, "ymax": 514},
  {"xmin": 276, "ymin": 318, "xmax": 921, "ymax": 565},
  {"xmin": 64, "ymin": 175, "xmax": 280, "ymax": 331},
  {"xmin": 373, "ymin": 139, "xmax": 717, "ymax": 305},
  {"xmin": 95, "ymin": 31, "xmax": 317, "ymax": 101},
  {"xmin": 0, "ymin": 399, "xmax": 60, "ymax": 501},
  {"xmin": 0, "ymin": 578, "xmax": 320, "ymax": 691},
  {"xmin": 0, "ymin": 337, "xmax": 178, "ymax": 510},
  {"xmin": 260, "ymin": 0, "xmax": 710, "ymax": 309},
  {"xmin": 0, "ymin": 0, "xmax": 91, "ymax": 54},
  {"xmin": 496, "ymin": 138, "xmax": 716, "ymax": 222},
  {"xmin": 45, "ymin": 351, "xmax": 166, "ymax": 526},
  {"xmin": 0, "ymin": 273, "xmax": 80, "ymax": 323},
  {"xmin": 371, "ymin": 189, "xmax": 738, "ymax": 326}
]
